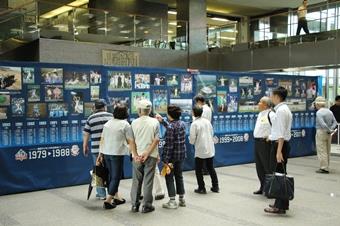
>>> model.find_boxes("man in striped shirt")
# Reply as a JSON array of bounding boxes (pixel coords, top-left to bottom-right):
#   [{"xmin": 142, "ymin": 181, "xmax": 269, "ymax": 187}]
[{"xmin": 83, "ymin": 99, "xmax": 113, "ymax": 199}]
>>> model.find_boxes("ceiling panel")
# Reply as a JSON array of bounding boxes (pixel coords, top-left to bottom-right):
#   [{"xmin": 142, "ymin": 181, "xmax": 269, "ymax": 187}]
[{"xmin": 146, "ymin": 0, "xmax": 326, "ymax": 16}]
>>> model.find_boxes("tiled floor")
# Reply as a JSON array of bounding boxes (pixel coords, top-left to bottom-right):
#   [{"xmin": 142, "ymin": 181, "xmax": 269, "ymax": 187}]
[{"xmin": 1, "ymin": 156, "xmax": 340, "ymax": 226}]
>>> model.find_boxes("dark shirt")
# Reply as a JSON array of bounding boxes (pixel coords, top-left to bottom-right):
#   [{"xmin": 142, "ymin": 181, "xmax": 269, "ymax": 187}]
[
  {"xmin": 330, "ymin": 104, "xmax": 340, "ymax": 123},
  {"xmin": 161, "ymin": 120, "xmax": 187, "ymax": 163}
]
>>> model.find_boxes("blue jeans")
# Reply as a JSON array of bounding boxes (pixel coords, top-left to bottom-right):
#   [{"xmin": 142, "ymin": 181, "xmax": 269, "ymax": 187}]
[
  {"xmin": 92, "ymin": 153, "xmax": 106, "ymax": 198},
  {"xmin": 104, "ymin": 155, "xmax": 124, "ymax": 196}
]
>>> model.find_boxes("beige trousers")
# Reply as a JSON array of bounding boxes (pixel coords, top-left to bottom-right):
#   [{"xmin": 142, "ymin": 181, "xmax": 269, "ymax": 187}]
[{"xmin": 316, "ymin": 129, "xmax": 332, "ymax": 170}]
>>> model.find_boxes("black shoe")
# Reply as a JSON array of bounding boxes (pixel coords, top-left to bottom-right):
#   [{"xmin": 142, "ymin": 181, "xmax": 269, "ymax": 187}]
[
  {"xmin": 141, "ymin": 205, "xmax": 155, "ymax": 213},
  {"xmin": 269, "ymin": 204, "xmax": 289, "ymax": 210},
  {"xmin": 211, "ymin": 187, "xmax": 220, "ymax": 193},
  {"xmin": 264, "ymin": 207, "xmax": 286, "ymax": 214},
  {"xmin": 103, "ymin": 201, "xmax": 116, "ymax": 209},
  {"xmin": 194, "ymin": 188, "xmax": 207, "ymax": 194},
  {"xmin": 253, "ymin": 189, "xmax": 263, "ymax": 195},
  {"xmin": 155, "ymin": 194, "xmax": 165, "ymax": 200},
  {"xmin": 139, "ymin": 195, "xmax": 143, "ymax": 200},
  {"xmin": 114, "ymin": 198, "xmax": 126, "ymax": 205},
  {"xmin": 131, "ymin": 204, "xmax": 140, "ymax": 213},
  {"xmin": 316, "ymin": 169, "xmax": 329, "ymax": 174}
]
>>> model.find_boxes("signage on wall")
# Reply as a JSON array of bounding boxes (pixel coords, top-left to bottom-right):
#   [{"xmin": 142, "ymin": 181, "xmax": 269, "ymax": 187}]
[{"xmin": 102, "ymin": 50, "xmax": 140, "ymax": 67}]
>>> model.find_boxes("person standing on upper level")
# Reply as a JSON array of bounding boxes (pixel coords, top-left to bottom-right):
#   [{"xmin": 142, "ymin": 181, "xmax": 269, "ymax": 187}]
[{"xmin": 296, "ymin": 0, "xmax": 310, "ymax": 35}]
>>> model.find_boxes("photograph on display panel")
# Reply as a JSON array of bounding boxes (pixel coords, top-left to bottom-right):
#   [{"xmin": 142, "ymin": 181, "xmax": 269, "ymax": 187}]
[
  {"xmin": 27, "ymin": 85, "xmax": 40, "ymax": 102},
  {"xmin": 11, "ymin": 97, "xmax": 25, "ymax": 117},
  {"xmin": 229, "ymin": 78, "xmax": 238, "ymax": 93},
  {"xmin": 64, "ymin": 70, "xmax": 89, "ymax": 89},
  {"xmin": 217, "ymin": 75, "xmax": 228, "ymax": 87},
  {"xmin": 45, "ymin": 85, "xmax": 63, "ymax": 102},
  {"xmin": 108, "ymin": 71, "xmax": 132, "ymax": 91},
  {"xmin": 306, "ymin": 80, "xmax": 317, "ymax": 99},
  {"xmin": 181, "ymin": 74, "xmax": 192, "ymax": 93},
  {"xmin": 91, "ymin": 86, "xmax": 100, "ymax": 101},
  {"xmin": 71, "ymin": 91, "xmax": 84, "ymax": 114},
  {"xmin": 254, "ymin": 79, "xmax": 262, "ymax": 96},
  {"xmin": 0, "ymin": 66, "xmax": 22, "ymax": 90},
  {"xmin": 84, "ymin": 102, "xmax": 94, "ymax": 117},
  {"xmin": 239, "ymin": 100, "xmax": 257, "ymax": 113},
  {"xmin": 217, "ymin": 90, "xmax": 227, "ymax": 113},
  {"xmin": 135, "ymin": 73, "xmax": 150, "ymax": 89},
  {"xmin": 48, "ymin": 103, "xmax": 68, "ymax": 118},
  {"xmin": 107, "ymin": 97, "xmax": 130, "ymax": 113},
  {"xmin": 167, "ymin": 74, "xmax": 179, "ymax": 86},
  {"xmin": 22, "ymin": 67, "xmax": 34, "ymax": 84},
  {"xmin": 286, "ymin": 99, "xmax": 307, "ymax": 112},
  {"xmin": 0, "ymin": 107, "xmax": 7, "ymax": 120},
  {"xmin": 90, "ymin": 70, "xmax": 102, "ymax": 84},
  {"xmin": 27, "ymin": 103, "xmax": 47, "ymax": 119},
  {"xmin": 239, "ymin": 77, "xmax": 254, "ymax": 100},
  {"xmin": 170, "ymin": 86, "xmax": 181, "ymax": 98},
  {"xmin": 41, "ymin": 68, "xmax": 63, "ymax": 84},
  {"xmin": 170, "ymin": 99, "xmax": 192, "ymax": 115},
  {"xmin": 131, "ymin": 92, "xmax": 150, "ymax": 114},
  {"xmin": 151, "ymin": 73, "xmax": 166, "ymax": 86},
  {"xmin": 0, "ymin": 94, "xmax": 10, "ymax": 106},
  {"xmin": 227, "ymin": 94, "xmax": 238, "ymax": 113},
  {"xmin": 196, "ymin": 75, "xmax": 217, "ymax": 98},
  {"xmin": 294, "ymin": 79, "xmax": 307, "ymax": 98},
  {"xmin": 278, "ymin": 79, "xmax": 293, "ymax": 97},
  {"xmin": 153, "ymin": 90, "xmax": 167, "ymax": 114}
]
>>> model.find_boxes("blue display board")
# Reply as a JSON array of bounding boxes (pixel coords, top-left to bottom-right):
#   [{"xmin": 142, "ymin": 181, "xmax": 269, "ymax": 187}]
[{"xmin": 0, "ymin": 61, "xmax": 320, "ymax": 195}]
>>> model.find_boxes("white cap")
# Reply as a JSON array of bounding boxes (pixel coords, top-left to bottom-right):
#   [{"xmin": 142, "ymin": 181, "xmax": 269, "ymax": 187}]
[
  {"xmin": 137, "ymin": 99, "xmax": 152, "ymax": 109},
  {"xmin": 314, "ymin": 96, "xmax": 326, "ymax": 104}
]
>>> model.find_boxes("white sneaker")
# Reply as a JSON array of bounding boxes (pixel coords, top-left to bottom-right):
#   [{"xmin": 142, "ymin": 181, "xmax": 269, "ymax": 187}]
[
  {"xmin": 162, "ymin": 200, "xmax": 178, "ymax": 209},
  {"xmin": 179, "ymin": 198, "xmax": 186, "ymax": 207}
]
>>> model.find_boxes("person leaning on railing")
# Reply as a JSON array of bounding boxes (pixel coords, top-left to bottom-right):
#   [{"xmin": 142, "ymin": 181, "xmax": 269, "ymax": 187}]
[{"xmin": 296, "ymin": 0, "xmax": 310, "ymax": 35}]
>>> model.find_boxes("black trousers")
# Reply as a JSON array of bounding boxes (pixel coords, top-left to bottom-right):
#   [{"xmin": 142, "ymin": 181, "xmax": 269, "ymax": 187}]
[
  {"xmin": 165, "ymin": 160, "xmax": 185, "ymax": 197},
  {"xmin": 296, "ymin": 18, "xmax": 310, "ymax": 35},
  {"xmin": 254, "ymin": 139, "xmax": 271, "ymax": 191},
  {"xmin": 270, "ymin": 141, "xmax": 291, "ymax": 210},
  {"xmin": 195, "ymin": 157, "xmax": 219, "ymax": 189}
]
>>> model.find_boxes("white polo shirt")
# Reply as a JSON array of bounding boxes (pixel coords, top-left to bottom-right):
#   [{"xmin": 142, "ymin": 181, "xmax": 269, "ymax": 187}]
[
  {"xmin": 100, "ymin": 119, "xmax": 133, "ymax": 156},
  {"xmin": 253, "ymin": 109, "xmax": 275, "ymax": 138},
  {"xmin": 269, "ymin": 102, "xmax": 292, "ymax": 141},
  {"xmin": 202, "ymin": 104, "xmax": 212, "ymax": 122},
  {"xmin": 131, "ymin": 115, "xmax": 160, "ymax": 158},
  {"xmin": 189, "ymin": 117, "xmax": 215, "ymax": 159}
]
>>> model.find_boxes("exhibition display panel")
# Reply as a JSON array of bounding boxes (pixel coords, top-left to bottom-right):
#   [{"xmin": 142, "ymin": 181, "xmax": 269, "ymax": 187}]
[{"xmin": 0, "ymin": 61, "xmax": 320, "ymax": 195}]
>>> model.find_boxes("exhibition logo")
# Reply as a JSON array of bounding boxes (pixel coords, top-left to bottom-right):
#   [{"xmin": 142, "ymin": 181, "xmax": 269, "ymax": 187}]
[
  {"xmin": 15, "ymin": 149, "xmax": 27, "ymax": 161},
  {"xmin": 71, "ymin": 145, "xmax": 80, "ymax": 157}
]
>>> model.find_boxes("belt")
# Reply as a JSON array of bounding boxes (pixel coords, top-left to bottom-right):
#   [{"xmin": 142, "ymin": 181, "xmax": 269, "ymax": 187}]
[
  {"xmin": 271, "ymin": 140, "xmax": 289, "ymax": 143},
  {"xmin": 254, "ymin": 138, "xmax": 268, "ymax": 142}
]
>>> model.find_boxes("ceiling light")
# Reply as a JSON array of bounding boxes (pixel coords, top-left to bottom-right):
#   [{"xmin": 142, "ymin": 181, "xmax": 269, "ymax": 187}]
[
  {"xmin": 209, "ymin": 27, "xmax": 217, "ymax": 30},
  {"xmin": 98, "ymin": 27, "xmax": 111, "ymax": 31},
  {"xmin": 168, "ymin": 30, "xmax": 174, "ymax": 34},
  {"xmin": 211, "ymin": 17, "xmax": 229, "ymax": 22},
  {"xmin": 138, "ymin": 26, "xmax": 145, "ymax": 30},
  {"xmin": 40, "ymin": 0, "xmax": 89, "ymax": 19},
  {"xmin": 168, "ymin": 10, "xmax": 177, "ymax": 15},
  {"xmin": 53, "ymin": 24, "xmax": 67, "ymax": 28},
  {"xmin": 118, "ymin": 24, "xmax": 125, "ymax": 28},
  {"xmin": 120, "ymin": 30, "xmax": 131, "ymax": 34},
  {"xmin": 76, "ymin": 25, "xmax": 90, "ymax": 29},
  {"xmin": 177, "ymin": 25, "xmax": 182, "ymax": 28},
  {"xmin": 110, "ymin": 16, "xmax": 119, "ymax": 22},
  {"xmin": 144, "ymin": 30, "xmax": 149, "ymax": 34},
  {"xmin": 169, "ymin": 22, "xmax": 177, "ymax": 26},
  {"xmin": 154, "ymin": 23, "xmax": 160, "ymax": 27},
  {"xmin": 220, "ymin": 37, "xmax": 235, "ymax": 40}
]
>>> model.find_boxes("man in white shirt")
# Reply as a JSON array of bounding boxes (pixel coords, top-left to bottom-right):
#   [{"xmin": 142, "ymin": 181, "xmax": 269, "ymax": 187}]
[
  {"xmin": 130, "ymin": 99, "xmax": 160, "ymax": 213},
  {"xmin": 296, "ymin": 0, "xmax": 310, "ymax": 35},
  {"xmin": 189, "ymin": 105, "xmax": 219, "ymax": 194},
  {"xmin": 253, "ymin": 96, "xmax": 275, "ymax": 195},
  {"xmin": 265, "ymin": 87, "xmax": 292, "ymax": 215}
]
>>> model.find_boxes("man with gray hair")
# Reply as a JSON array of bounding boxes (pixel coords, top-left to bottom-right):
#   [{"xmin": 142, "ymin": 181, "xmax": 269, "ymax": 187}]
[
  {"xmin": 130, "ymin": 99, "xmax": 160, "ymax": 213},
  {"xmin": 314, "ymin": 96, "xmax": 337, "ymax": 174},
  {"xmin": 253, "ymin": 96, "xmax": 275, "ymax": 195}
]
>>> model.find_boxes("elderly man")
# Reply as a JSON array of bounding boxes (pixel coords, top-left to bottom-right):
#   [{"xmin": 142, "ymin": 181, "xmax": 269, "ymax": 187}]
[
  {"xmin": 253, "ymin": 96, "xmax": 275, "ymax": 195},
  {"xmin": 314, "ymin": 96, "xmax": 338, "ymax": 174},
  {"xmin": 130, "ymin": 99, "xmax": 160, "ymax": 213}
]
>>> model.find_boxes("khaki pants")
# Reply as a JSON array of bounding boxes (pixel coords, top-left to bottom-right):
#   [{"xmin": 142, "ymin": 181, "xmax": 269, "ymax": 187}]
[{"xmin": 316, "ymin": 129, "xmax": 332, "ymax": 170}]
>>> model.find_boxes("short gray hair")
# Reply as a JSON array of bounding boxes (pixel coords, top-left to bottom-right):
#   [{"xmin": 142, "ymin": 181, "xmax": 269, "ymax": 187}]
[{"xmin": 260, "ymin": 96, "xmax": 272, "ymax": 108}]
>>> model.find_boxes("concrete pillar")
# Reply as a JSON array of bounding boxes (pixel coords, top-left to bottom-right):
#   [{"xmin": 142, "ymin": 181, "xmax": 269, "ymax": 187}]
[
  {"xmin": 177, "ymin": 0, "xmax": 207, "ymax": 69},
  {"xmin": 238, "ymin": 17, "xmax": 249, "ymax": 43}
]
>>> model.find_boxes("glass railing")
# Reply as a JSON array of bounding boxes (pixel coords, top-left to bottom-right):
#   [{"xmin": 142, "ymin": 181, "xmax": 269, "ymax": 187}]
[
  {"xmin": 208, "ymin": 22, "xmax": 238, "ymax": 48},
  {"xmin": 0, "ymin": 0, "xmax": 188, "ymax": 51},
  {"xmin": 250, "ymin": 1, "xmax": 340, "ymax": 48}
]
